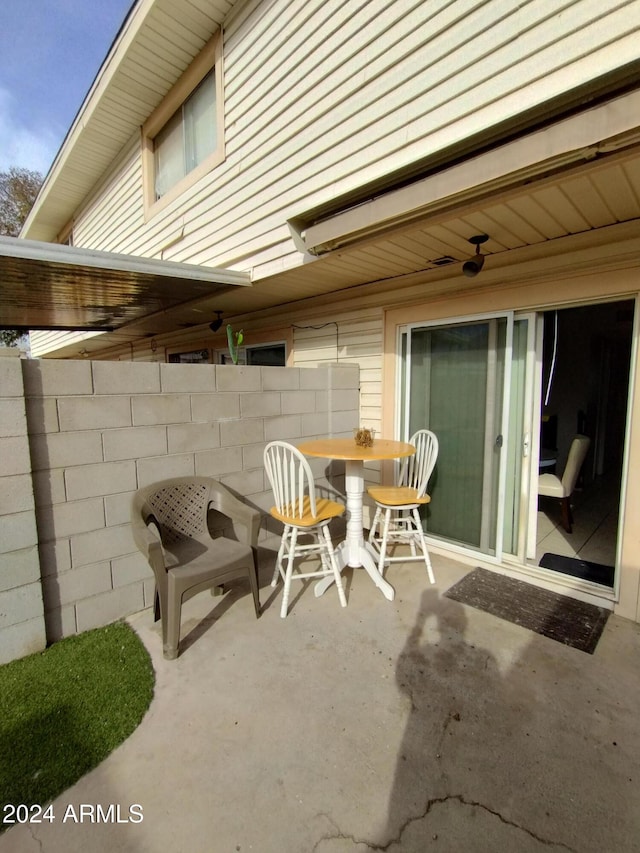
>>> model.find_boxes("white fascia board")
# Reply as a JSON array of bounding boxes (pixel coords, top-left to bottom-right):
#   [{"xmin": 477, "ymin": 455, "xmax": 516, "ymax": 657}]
[{"xmin": 1, "ymin": 236, "xmax": 251, "ymax": 287}]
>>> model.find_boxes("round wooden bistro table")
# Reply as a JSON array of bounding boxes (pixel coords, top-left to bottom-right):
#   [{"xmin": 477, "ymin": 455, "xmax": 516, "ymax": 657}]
[{"xmin": 297, "ymin": 437, "xmax": 415, "ymax": 602}]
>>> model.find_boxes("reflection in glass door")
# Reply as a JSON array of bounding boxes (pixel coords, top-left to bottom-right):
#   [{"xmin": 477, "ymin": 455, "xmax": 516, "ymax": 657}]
[{"xmin": 399, "ymin": 315, "xmax": 528, "ymax": 560}]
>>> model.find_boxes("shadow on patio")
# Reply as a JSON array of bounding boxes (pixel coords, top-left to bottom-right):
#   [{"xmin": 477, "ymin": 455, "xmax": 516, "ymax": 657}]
[{"xmin": 3, "ymin": 550, "xmax": 640, "ymax": 852}]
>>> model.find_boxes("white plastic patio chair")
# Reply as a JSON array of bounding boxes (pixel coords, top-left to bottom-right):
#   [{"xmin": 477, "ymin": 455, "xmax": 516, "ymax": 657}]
[
  {"xmin": 263, "ymin": 441, "xmax": 347, "ymax": 618},
  {"xmin": 367, "ymin": 429, "xmax": 438, "ymax": 583}
]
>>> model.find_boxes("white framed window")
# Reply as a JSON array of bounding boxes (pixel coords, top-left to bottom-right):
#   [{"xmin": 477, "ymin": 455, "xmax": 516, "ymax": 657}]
[
  {"xmin": 246, "ymin": 343, "xmax": 286, "ymax": 366},
  {"xmin": 167, "ymin": 348, "xmax": 211, "ymax": 364},
  {"xmin": 142, "ymin": 32, "xmax": 224, "ymax": 217},
  {"xmin": 214, "ymin": 343, "xmax": 286, "ymax": 366}
]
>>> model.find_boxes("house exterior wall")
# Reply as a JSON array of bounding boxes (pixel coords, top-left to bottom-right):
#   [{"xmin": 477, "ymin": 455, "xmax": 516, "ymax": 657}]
[
  {"xmin": 33, "ymin": 1, "xmax": 640, "ymax": 274},
  {"xmin": 29, "ymin": 0, "xmax": 640, "ymax": 357},
  {"xmin": 292, "ymin": 309, "xmax": 382, "ymax": 421},
  {"xmin": 292, "ymin": 308, "xmax": 384, "ymax": 502},
  {"xmin": 0, "ymin": 358, "xmax": 358, "ymax": 661}
]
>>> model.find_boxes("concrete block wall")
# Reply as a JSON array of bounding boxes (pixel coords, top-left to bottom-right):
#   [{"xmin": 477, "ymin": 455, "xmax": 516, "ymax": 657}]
[
  {"xmin": 8, "ymin": 358, "xmax": 359, "ymax": 656},
  {"xmin": 0, "ymin": 350, "xmax": 47, "ymax": 665}
]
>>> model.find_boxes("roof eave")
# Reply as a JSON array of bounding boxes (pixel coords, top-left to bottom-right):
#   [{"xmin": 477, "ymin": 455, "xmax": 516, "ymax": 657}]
[{"xmin": 21, "ymin": 0, "xmax": 229, "ymax": 243}]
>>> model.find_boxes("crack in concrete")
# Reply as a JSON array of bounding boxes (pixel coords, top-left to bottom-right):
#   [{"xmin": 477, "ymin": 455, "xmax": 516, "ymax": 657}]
[
  {"xmin": 27, "ymin": 824, "xmax": 44, "ymax": 852},
  {"xmin": 313, "ymin": 794, "xmax": 580, "ymax": 852}
]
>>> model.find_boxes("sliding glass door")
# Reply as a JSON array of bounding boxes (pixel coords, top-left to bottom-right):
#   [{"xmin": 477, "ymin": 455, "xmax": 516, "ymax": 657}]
[{"xmin": 399, "ymin": 314, "xmax": 530, "ymax": 560}]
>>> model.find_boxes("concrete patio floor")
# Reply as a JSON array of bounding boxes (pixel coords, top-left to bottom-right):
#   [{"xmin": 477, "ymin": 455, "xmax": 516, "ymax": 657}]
[{"xmin": 3, "ymin": 552, "xmax": 640, "ymax": 853}]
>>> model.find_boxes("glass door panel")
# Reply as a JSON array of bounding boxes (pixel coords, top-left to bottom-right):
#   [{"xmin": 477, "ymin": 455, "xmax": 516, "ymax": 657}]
[{"xmin": 400, "ymin": 314, "xmax": 526, "ymax": 559}]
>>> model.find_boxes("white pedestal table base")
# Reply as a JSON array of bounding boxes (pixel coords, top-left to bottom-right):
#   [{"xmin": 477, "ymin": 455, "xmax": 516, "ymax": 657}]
[{"xmin": 314, "ymin": 459, "xmax": 394, "ymax": 601}]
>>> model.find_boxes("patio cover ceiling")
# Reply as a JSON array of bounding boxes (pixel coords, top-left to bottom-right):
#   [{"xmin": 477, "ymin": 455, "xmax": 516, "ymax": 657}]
[{"xmin": 0, "ymin": 237, "xmax": 251, "ymax": 332}]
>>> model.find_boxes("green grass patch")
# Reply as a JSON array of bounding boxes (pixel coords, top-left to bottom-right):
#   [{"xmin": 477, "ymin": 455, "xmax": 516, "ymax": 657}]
[{"xmin": 0, "ymin": 621, "xmax": 154, "ymax": 827}]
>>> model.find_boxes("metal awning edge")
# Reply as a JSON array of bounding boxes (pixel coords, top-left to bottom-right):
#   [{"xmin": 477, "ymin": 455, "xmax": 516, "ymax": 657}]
[{"xmin": 0, "ymin": 236, "xmax": 251, "ymax": 287}]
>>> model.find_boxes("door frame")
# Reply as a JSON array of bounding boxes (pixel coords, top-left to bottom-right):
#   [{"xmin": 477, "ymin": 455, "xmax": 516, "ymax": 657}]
[
  {"xmin": 520, "ymin": 298, "xmax": 639, "ymax": 599},
  {"xmin": 382, "ymin": 269, "xmax": 640, "ymax": 615},
  {"xmin": 392, "ymin": 297, "xmax": 637, "ymax": 604}
]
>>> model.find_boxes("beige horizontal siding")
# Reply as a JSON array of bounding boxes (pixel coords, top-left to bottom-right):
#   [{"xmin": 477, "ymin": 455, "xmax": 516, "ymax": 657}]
[
  {"xmin": 291, "ymin": 307, "xmax": 384, "ymax": 491},
  {"xmin": 60, "ymin": 0, "xmax": 639, "ymax": 275},
  {"xmin": 73, "ymin": 143, "xmax": 144, "ymax": 252},
  {"xmin": 30, "ymin": 331, "xmax": 101, "ymax": 359},
  {"xmin": 176, "ymin": 0, "xmax": 639, "ymax": 266}
]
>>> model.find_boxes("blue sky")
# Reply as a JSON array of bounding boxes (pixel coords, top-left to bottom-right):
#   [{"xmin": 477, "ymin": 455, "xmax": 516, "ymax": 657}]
[{"xmin": 0, "ymin": 0, "xmax": 134, "ymax": 176}]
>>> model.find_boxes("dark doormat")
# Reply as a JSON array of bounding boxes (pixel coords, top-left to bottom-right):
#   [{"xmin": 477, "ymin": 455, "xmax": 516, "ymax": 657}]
[
  {"xmin": 539, "ymin": 552, "xmax": 614, "ymax": 587},
  {"xmin": 444, "ymin": 568, "xmax": 610, "ymax": 654}
]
